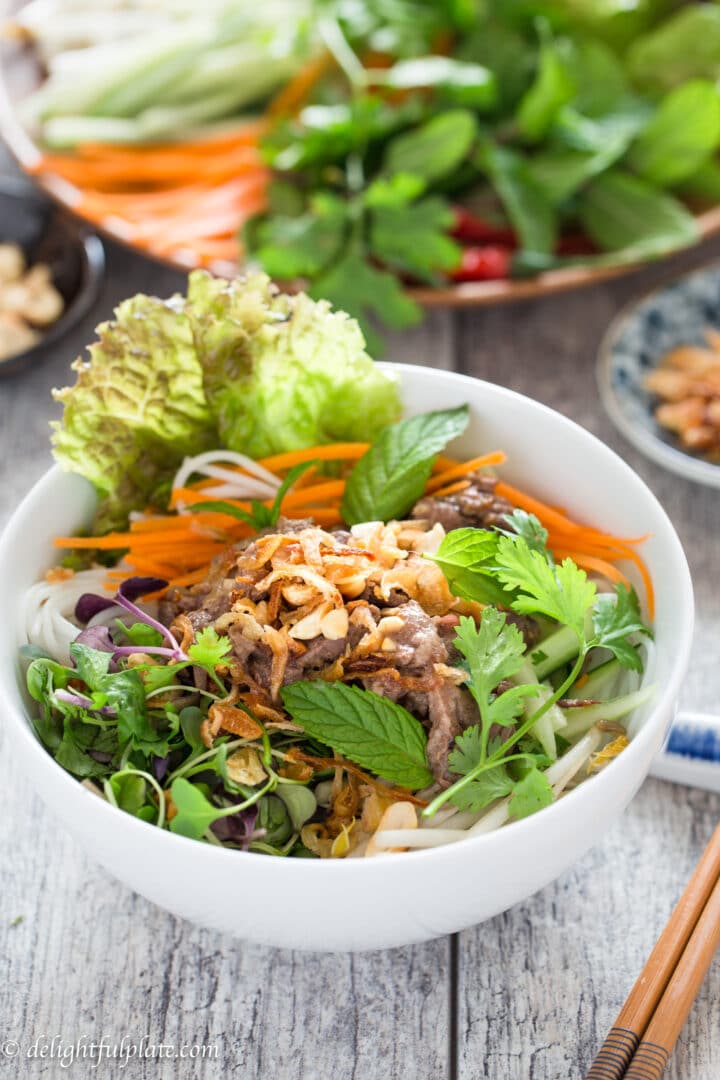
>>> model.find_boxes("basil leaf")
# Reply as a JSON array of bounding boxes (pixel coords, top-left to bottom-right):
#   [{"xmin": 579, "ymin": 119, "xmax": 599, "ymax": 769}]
[
  {"xmin": 280, "ymin": 682, "xmax": 433, "ymax": 790},
  {"xmin": 577, "ymin": 170, "xmax": 698, "ymax": 259},
  {"xmin": 628, "ymin": 80, "xmax": 720, "ymax": 188},
  {"xmin": 383, "ymin": 109, "xmax": 478, "ymax": 183},
  {"xmin": 341, "ymin": 405, "xmax": 469, "ymax": 525}
]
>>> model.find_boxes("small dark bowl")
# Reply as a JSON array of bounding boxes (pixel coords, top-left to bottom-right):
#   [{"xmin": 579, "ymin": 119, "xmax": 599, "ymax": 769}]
[{"xmin": 0, "ymin": 175, "xmax": 104, "ymax": 377}]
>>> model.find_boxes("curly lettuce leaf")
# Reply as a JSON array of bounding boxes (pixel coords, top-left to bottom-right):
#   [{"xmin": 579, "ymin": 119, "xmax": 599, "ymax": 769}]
[
  {"xmin": 51, "ymin": 273, "xmax": 401, "ymax": 531},
  {"xmin": 185, "ymin": 270, "xmax": 401, "ymax": 458},
  {"xmin": 52, "ymin": 295, "xmax": 214, "ymax": 532}
]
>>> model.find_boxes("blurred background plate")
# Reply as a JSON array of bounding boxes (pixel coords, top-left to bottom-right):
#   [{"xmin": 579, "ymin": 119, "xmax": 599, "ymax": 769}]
[
  {"xmin": 597, "ymin": 261, "xmax": 720, "ymax": 488},
  {"xmin": 3, "ymin": 24, "xmax": 720, "ymax": 311}
]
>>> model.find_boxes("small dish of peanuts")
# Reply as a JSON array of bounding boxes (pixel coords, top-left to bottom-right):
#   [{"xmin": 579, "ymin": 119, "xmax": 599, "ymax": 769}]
[{"xmin": 598, "ymin": 261, "xmax": 720, "ymax": 488}]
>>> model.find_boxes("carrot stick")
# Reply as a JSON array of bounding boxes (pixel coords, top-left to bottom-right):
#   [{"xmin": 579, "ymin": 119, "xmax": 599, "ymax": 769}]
[
  {"xmin": 551, "ymin": 550, "xmax": 628, "ymax": 587},
  {"xmin": 258, "ymin": 443, "xmax": 371, "ymax": 471},
  {"xmin": 280, "ymin": 479, "xmax": 345, "ymax": 508},
  {"xmin": 424, "ymin": 451, "xmax": 506, "ymax": 494},
  {"xmin": 268, "ymin": 51, "xmax": 334, "ymax": 116},
  {"xmin": 429, "ymin": 479, "xmax": 471, "ymax": 499}
]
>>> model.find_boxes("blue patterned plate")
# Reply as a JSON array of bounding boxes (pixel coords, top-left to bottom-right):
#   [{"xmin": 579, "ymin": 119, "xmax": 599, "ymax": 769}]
[{"xmin": 597, "ymin": 262, "xmax": 720, "ymax": 487}]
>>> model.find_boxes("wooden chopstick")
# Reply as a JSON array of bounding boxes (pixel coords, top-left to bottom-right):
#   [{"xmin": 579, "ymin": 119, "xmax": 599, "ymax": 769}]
[{"xmin": 585, "ymin": 823, "xmax": 720, "ymax": 1079}]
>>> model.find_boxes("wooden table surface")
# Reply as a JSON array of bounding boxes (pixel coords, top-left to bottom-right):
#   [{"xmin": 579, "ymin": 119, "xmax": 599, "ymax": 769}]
[{"xmin": 1, "ymin": 177, "xmax": 719, "ymax": 1080}]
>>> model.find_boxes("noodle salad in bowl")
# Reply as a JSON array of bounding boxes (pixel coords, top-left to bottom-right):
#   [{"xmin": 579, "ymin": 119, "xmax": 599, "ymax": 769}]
[{"xmin": 16, "ymin": 272, "xmax": 659, "ymax": 862}]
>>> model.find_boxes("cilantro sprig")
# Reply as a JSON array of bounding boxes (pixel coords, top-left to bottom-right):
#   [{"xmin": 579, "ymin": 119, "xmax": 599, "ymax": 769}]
[{"xmin": 423, "ymin": 530, "xmax": 653, "ymax": 817}]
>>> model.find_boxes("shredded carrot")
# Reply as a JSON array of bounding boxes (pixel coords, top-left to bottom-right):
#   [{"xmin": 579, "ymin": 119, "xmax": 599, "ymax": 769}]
[
  {"xmin": 268, "ymin": 51, "xmax": 334, "ymax": 117},
  {"xmin": 551, "ymin": 550, "xmax": 628, "ymax": 587},
  {"xmin": 424, "ymin": 451, "xmax": 506, "ymax": 494},
  {"xmin": 258, "ymin": 444, "xmax": 371, "ymax": 471},
  {"xmin": 428, "ymin": 479, "xmax": 471, "ymax": 499},
  {"xmin": 280, "ymin": 479, "xmax": 345, "ymax": 509}
]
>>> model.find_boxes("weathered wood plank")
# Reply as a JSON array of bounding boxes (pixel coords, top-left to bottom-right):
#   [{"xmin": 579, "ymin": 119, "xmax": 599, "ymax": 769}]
[
  {"xmin": 0, "ymin": 239, "xmax": 453, "ymax": 1080},
  {"xmin": 456, "ymin": 250, "xmax": 720, "ymax": 1079}
]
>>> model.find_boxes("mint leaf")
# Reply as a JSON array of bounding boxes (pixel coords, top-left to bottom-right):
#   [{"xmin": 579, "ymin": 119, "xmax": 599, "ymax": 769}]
[
  {"xmin": 577, "ymin": 170, "xmax": 698, "ymax": 260},
  {"xmin": 188, "ymin": 627, "xmax": 232, "ymax": 670},
  {"xmin": 342, "ymin": 405, "xmax": 469, "ymax": 526},
  {"xmin": 591, "ymin": 584, "xmax": 652, "ymax": 673},
  {"xmin": 494, "ymin": 534, "xmax": 596, "ymax": 638},
  {"xmin": 427, "ymin": 528, "xmax": 508, "ymax": 606},
  {"xmin": 280, "ymin": 681, "xmax": 433, "ymax": 790},
  {"xmin": 628, "ymin": 80, "xmax": 720, "ymax": 188},
  {"xmin": 508, "ymin": 767, "xmax": 554, "ymax": 820},
  {"xmin": 382, "ymin": 109, "xmax": 478, "ymax": 182}
]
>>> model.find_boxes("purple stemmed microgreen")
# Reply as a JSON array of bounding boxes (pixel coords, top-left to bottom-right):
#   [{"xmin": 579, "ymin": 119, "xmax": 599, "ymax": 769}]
[{"xmin": 53, "ymin": 687, "xmax": 116, "ymax": 717}]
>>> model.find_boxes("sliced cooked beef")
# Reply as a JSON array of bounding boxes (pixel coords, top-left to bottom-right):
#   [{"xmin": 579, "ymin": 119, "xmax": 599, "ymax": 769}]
[
  {"xmin": 387, "ymin": 599, "xmax": 448, "ymax": 671},
  {"xmin": 355, "ymin": 600, "xmax": 481, "ymax": 786},
  {"xmin": 411, "ymin": 473, "xmax": 514, "ymax": 532},
  {"xmin": 425, "ymin": 683, "xmax": 480, "ymax": 787}
]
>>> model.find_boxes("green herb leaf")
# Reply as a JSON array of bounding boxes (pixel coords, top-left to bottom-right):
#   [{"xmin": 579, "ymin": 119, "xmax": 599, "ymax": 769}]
[
  {"xmin": 250, "ymin": 192, "xmax": 348, "ymax": 280},
  {"xmin": 341, "ymin": 405, "xmax": 469, "ymax": 525},
  {"xmin": 367, "ymin": 180, "xmax": 461, "ymax": 283},
  {"xmin": 591, "ymin": 584, "xmax": 651, "ymax": 672},
  {"xmin": 508, "ymin": 767, "xmax": 554, "ymax": 820},
  {"xmin": 516, "ymin": 27, "xmax": 575, "ymax": 142},
  {"xmin": 628, "ymin": 80, "xmax": 720, "ymax": 188},
  {"xmin": 280, "ymin": 681, "xmax": 433, "ymax": 790},
  {"xmin": 427, "ymin": 528, "xmax": 509, "ymax": 606},
  {"xmin": 169, "ymin": 778, "xmax": 222, "ymax": 840},
  {"xmin": 454, "ymin": 611, "xmax": 528, "ymax": 724},
  {"xmin": 502, "ymin": 509, "xmax": 552, "ymax": 562},
  {"xmin": 477, "ymin": 142, "xmax": 556, "ymax": 254},
  {"xmin": 309, "ymin": 247, "xmax": 422, "ymax": 356},
  {"xmin": 187, "ymin": 627, "xmax": 232, "ymax": 670},
  {"xmin": 449, "ymin": 764, "xmax": 515, "ymax": 813},
  {"xmin": 494, "ymin": 534, "xmax": 596, "ymax": 638},
  {"xmin": 69, "ymin": 641, "xmax": 111, "ymax": 689},
  {"xmin": 117, "ymin": 621, "xmax": 164, "ymax": 647},
  {"xmin": 577, "ymin": 170, "xmax": 699, "ymax": 259},
  {"xmin": 382, "ymin": 109, "xmax": 478, "ymax": 183},
  {"xmin": 627, "ymin": 7, "xmax": 720, "ymax": 94}
]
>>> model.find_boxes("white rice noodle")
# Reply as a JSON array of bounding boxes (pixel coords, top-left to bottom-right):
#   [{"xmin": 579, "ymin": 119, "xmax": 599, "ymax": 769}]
[
  {"xmin": 171, "ymin": 450, "xmax": 281, "ymax": 511},
  {"xmin": 21, "ymin": 567, "xmax": 112, "ymax": 665}
]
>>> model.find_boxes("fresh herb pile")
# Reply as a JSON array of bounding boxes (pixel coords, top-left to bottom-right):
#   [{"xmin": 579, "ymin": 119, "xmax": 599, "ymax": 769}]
[
  {"xmin": 24, "ymin": 405, "xmax": 654, "ymax": 856},
  {"xmin": 245, "ymin": 0, "xmax": 720, "ymax": 350}
]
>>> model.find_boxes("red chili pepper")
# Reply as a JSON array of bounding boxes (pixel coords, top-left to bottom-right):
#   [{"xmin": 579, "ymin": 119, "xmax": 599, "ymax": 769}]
[
  {"xmin": 451, "ymin": 245, "xmax": 512, "ymax": 282},
  {"xmin": 452, "ymin": 206, "xmax": 517, "ymax": 248}
]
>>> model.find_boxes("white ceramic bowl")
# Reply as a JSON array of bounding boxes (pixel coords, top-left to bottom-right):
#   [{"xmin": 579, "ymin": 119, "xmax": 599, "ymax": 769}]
[{"xmin": 0, "ymin": 365, "xmax": 693, "ymax": 952}]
